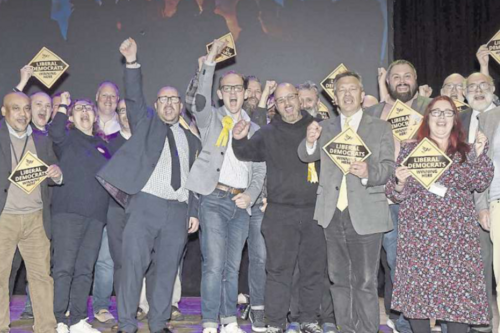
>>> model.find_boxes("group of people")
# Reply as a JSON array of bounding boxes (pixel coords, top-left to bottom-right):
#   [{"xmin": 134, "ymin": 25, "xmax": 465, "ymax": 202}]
[{"xmin": 0, "ymin": 36, "xmax": 499, "ymax": 333}]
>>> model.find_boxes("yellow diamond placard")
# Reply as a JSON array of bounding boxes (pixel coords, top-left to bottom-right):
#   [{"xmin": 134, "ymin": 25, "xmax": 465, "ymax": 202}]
[
  {"xmin": 320, "ymin": 63, "xmax": 349, "ymax": 100},
  {"xmin": 8, "ymin": 151, "xmax": 49, "ymax": 195},
  {"xmin": 487, "ymin": 30, "xmax": 500, "ymax": 66},
  {"xmin": 386, "ymin": 100, "xmax": 423, "ymax": 142},
  {"xmin": 402, "ymin": 138, "xmax": 453, "ymax": 189},
  {"xmin": 317, "ymin": 101, "xmax": 330, "ymax": 120},
  {"xmin": 28, "ymin": 47, "xmax": 69, "ymax": 88},
  {"xmin": 206, "ymin": 33, "xmax": 237, "ymax": 64},
  {"xmin": 322, "ymin": 127, "xmax": 371, "ymax": 175},
  {"xmin": 453, "ymin": 99, "xmax": 470, "ymax": 113}
]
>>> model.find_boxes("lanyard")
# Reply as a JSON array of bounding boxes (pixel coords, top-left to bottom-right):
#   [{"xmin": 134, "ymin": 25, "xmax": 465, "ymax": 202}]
[{"xmin": 10, "ymin": 136, "xmax": 29, "ymax": 166}]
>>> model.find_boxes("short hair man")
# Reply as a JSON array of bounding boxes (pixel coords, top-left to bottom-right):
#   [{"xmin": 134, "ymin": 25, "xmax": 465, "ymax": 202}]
[
  {"xmin": 441, "ymin": 73, "xmax": 466, "ymax": 102},
  {"xmin": 299, "ymin": 71, "xmax": 395, "ymax": 333}
]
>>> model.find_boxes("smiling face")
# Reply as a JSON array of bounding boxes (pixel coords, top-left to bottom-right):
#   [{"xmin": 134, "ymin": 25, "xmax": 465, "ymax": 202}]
[
  {"xmin": 387, "ymin": 63, "xmax": 418, "ymax": 103},
  {"xmin": 30, "ymin": 92, "xmax": 52, "ymax": 130},
  {"xmin": 466, "ymin": 73, "xmax": 495, "ymax": 112},
  {"xmin": 428, "ymin": 99, "xmax": 455, "ymax": 141},
  {"xmin": 2, "ymin": 93, "xmax": 31, "ymax": 134},
  {"xmin": 441, "ymin": 73, "xmax": 465, "ymax": 102},
  {"xmin": 154, "ymin": 87, "xmax": 183, "ymax": 124},
  {"xmin": 274, "ymin": 83, "xmax": 302, "ymax": 124},
  {"xmin": 217, "ymin": 73, "xmax": 245, "ymax": 114},
  {"xmin": 334, "ymin": 75, "xmax": 365, "ymax": 117},
  {"xmin": 70, "ymin": 101, "xmax": 96, "ymax": 135},
  {"xmin": 298, "ymin": 88, "xmax": 320, "ymax": 116},
  {"xmin": 96, "ymin": 82, "xmax": 119, "ymax": 117}
]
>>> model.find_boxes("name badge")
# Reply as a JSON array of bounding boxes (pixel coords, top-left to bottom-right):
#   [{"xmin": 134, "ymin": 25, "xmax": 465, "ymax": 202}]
[{"xmin": 428, "ymin": 182, "xmax": 447, "ymax": 197}]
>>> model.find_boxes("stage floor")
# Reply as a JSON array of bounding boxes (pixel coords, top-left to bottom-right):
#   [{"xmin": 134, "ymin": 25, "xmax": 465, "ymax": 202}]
[{"xmin": 7, "ymin": 296, "xmax": 497, "ymax": 333}]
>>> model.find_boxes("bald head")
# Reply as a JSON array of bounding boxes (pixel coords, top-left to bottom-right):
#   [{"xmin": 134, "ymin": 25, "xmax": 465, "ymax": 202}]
[
  {"xmin": 2, "ymin": 92, "xmax": 31, "ymax": 134},
  {"xmin": 362, "ymin": 95, "xmax": 379, "ymax": 109},
  {"xmin": 441, "ymin": 73, "xmax": 465, "ymax": 101},
  {"xmin": 274, "ymin": 83, "xmax": 302, "ymax": 124}
]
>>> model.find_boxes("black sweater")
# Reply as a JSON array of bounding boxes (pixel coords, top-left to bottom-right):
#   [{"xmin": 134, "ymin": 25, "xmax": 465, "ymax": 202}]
[
  {"xmin": 233, "ymin": 110, "xmax": 318, "ymax": 209},
  {"xmin": 49, "ymin": 112, "xmax": 114, "ymax": 223}
]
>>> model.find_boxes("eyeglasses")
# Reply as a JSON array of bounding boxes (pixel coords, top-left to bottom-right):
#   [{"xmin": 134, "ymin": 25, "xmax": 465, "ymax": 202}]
[
  {"xmin": 467, "ymin": 82, "xmax": 492, "ymax": 92},
  {"xmin": 157, "ymin": 96, "xmax": 181, "ymax": 104},
  {"xmin": 275, "ymin": 94, "xmax": 298, "ymax": 105},
  {"xmin": 221, "ymin": 85, "xmax": 244, "ymax": 93},
  {"xmin": 429, "ymin": 109, "xmax": 455, "ymax": 118},
  {"xmin": 74, "ymin": 105, "xmax": 94, "ymax": 112},
  {"xmin": 442, "ymin": 83, "xmax": 464, "ymax": 91}
]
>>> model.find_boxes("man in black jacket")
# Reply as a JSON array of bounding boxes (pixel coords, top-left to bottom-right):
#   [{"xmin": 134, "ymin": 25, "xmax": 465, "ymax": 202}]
[
  {"xmin": 232, "ymin": 83, "xmax": 327, "ymax": 333},
  {"xmin": 97, "ymin": 38, "xmax": 201, "ymax": 333}
]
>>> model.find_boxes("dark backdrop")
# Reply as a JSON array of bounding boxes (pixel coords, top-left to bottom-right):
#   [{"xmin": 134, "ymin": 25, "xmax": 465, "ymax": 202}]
[
  {"xmin": 2, "ymin": 0, "xmax": 391, "ymax": 296},
  {"xmin": 393, "ymin": 0, "xmax": 500, "ymax": 92}
]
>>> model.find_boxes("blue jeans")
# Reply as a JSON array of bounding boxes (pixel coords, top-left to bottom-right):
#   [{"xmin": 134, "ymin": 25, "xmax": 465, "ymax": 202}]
[
  {"xmin": 383, "ymin": 205, "xmax": 412, "ymax": 333},
  {"xmin": 248, "ymin": 203, "xmax": 266, "ymax": 308},
  {"xmin": 200, "ymin": 190, "xmax": 250, "ymax": 328},
  {"xmin": 93, "ymin": 227, "xmax": 114, "ymax": 313}
]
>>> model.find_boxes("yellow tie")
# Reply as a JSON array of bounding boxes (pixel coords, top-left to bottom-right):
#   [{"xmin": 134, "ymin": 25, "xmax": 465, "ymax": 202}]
[{"xmin": 337, "ymin": 116, "xmax": 351, "ymax": 211}]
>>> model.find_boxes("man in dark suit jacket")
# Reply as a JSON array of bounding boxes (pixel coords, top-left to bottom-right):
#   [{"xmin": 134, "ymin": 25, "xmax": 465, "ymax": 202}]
[
  {"xmin": 0, "ymin": 92, "xmax": 62, "ymax": 333},
  {"xmin": 97, "ymin": 38, "xmax": 201, "ymax": 333},
  {"xmin": 299, "ymin": 71, "xmax": 395, "ymax": 333}
]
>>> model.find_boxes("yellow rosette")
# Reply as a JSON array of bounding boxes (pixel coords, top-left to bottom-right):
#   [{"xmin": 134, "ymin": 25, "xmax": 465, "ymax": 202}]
[
  {"xmin": 308, "ymin": 162, "xmax": 319, "ymax": 183},
  {"xmin": 216, "ymin": 116, "xmax": 234, "ymax": 147}
]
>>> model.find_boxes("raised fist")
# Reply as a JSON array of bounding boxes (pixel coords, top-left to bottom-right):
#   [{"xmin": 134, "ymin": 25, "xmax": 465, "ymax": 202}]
[
  {"xmin": 306, "ymin": 121, "xmax": 322, "ymax": 146},
  {"xmin": 119, "ymin": 38, "xmax": 138, "ymax": 63}
]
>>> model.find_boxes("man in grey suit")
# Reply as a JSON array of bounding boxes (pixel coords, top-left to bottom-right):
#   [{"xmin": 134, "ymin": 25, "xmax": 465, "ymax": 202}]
[
  {"xmin": 97, "ymin": 38, "xmax": 201, "ymax": 333},
  {"xmin": 0, "ymin": 92, "xmax": 63, "ymax": 333},
  {"xmin": 459, "ymin": 72, "xmax": 497, "ymax": 333},
  {"xmin": 298, "ymin": 71, "xmax": 395, "ymax": 333},
  {"xmin": 185, "ymin": 40, "xmax": 266, "ymax": 333}
]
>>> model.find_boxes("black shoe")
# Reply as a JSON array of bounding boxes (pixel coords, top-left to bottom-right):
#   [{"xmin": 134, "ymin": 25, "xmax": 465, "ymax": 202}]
[
  {"xmin": 19, "ymin": 311, "xmax": 34, "ymax": 320},
  {"xmin": 170, "ymin": 306, "xmax": 184, "ymax": 321}
]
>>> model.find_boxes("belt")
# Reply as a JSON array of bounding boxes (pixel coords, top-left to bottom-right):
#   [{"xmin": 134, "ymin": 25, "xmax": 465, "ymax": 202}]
[{"xmin": 215, "ymin": 183, "xmax": 245, "ymax": 195}]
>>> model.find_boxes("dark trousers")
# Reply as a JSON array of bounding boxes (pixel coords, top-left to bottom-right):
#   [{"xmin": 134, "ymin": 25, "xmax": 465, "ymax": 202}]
[
  {"xmin": 118, "ymin": 192, "xmax": 187, "ymax": 333},
  {"xmin": 52, "ymin": 213, "xmax": 104, "ymax": 325},
  {"xmin": 408, "ymin": 319, "xmax": 467, "ymax": 333},
  {"xmin": 106, "ymin": 199, "xmax": 126, "ymax": 295},
  {"xmin": 325, "ymin": 209, "xmax": 383, "ymax": 333},
  {"xmin": 289, "ymin": 264, "xmax": 335, "ymax": 325},
  {"xmin": 261, "ymin": 203, "xmax": 326, "ymax": 330},
  {"xmin": 9, "ymin": 248, "xmax": 22, "ymax": 297}
]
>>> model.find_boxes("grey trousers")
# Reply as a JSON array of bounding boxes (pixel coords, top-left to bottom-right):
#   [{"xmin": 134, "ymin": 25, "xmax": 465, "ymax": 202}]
[
  {"xmin": 117, "ymin": 192, "xmax": 188, "ymax": 333},
  {"xmin": 324, "ymin": 209, "xmax": 383, "ymax": 333}
]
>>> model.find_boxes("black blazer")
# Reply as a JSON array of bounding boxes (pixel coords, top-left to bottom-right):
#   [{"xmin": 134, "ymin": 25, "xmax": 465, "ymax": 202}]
[
  {"xmin": 459, "ymin": 107, "xmax": 473, "ymax": 138},
  {"xmin": 0, "ymin": 119, "xmax": 58, "ymax": 238},
  {"xmin": 97, "ymin": 67, "xmax": 201, "ymax": 218}
]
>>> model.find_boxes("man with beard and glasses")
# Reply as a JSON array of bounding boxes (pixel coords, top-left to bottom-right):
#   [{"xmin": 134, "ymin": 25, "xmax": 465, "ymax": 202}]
[
  {"xmin": 365, "ymin": 59, "xmax": 431, "ymax": 333},
  {"xmin": 441, "ymin": 74, "xmax": 466, "ymax": 103},
  {"xmin": 458, "ymin": 72, "xmax": 497, "ymax": 333},
  {"xmin": 297, "ymin": 81, "xmax": 334, "ymax": 120},
  {"xmin": 232, "ymin": 82, "xmax": 327, "ymax": 333}
]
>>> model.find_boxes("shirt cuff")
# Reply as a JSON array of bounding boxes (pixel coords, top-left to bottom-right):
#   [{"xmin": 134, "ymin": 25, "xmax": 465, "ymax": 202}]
[
  {"xmin": 126, "ymin": 63, "xmax": 141, "ymax": 69},
  {"xmin": 204, "ymin": 59, "xmax": 216, "ymax": 66},
  {"xmin": 54, "ymin": 174, "xmax": 63, "ymax": 185},
  {"xmin": 361, "ymin": 178, "xmax": 368, "ymax": 186},
  {"xmin": 306, "ymin": 141, "xmax": 317, "ymax": 155}
]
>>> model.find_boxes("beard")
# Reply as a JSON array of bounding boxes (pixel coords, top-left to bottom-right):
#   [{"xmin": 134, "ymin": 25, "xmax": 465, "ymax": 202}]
[
  {"xmin": 243, "ymin": 98, "xmax": 258, "ymax": 114},
  {"xmin": 388, "ymin": 83, "xmax": 418, "ymax": 103}
]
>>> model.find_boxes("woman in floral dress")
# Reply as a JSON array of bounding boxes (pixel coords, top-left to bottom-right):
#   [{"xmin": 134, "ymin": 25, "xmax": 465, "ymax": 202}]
[{"xmin": 385, "ymin": 96, "xmax": 494, "ymax": 333}]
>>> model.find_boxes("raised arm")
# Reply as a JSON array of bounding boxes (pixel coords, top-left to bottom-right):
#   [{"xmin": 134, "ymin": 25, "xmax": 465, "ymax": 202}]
[
  {"xmin": 232, "ymin": 120, "xmax": 267, "ymax": 162},
  {"xmin": 192, "ymin": 39, "xmax": 227, "ymax": 129},
  {"xmin": 14, "ymin": 65, "xmax": 33, "ymax": 92},
  {"xmin": 119, "ymin": 38, "xmax": 149, "ymax": 131},
  {"xmin": 48, "ymin": 92, "xmax": 71, "ymax": 150}
]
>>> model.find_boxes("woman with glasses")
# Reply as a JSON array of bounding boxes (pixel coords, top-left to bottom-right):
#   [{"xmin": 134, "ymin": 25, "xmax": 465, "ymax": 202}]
[
  {"xmin": 49, "ymin": 92, "xmax": 115, "ymax": 333},
  {"xmin": 385, "ymin": 96, "xmax": 493, "ymax": 333}
]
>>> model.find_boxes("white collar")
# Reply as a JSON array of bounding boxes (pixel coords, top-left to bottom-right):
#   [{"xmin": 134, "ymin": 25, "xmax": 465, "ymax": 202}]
[
  {"xmin": 224, "ymin": 107, "xmax": 250, "ymax": 123},
  {"xmin": 6, "ymin": 122, "xmax": 32, "ymax": 139}
]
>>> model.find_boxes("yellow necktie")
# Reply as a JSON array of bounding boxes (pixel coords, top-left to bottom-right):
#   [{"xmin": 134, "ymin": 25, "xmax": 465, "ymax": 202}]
[{"xmin": 337, "ymin": 116, "xmax": 351, "ymax": 211}]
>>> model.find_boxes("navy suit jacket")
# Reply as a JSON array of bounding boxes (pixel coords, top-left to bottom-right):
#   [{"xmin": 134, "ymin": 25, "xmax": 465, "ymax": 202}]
[{"xmin": 97, "ymin": 67, "xmax": 201, "ymax": 218}]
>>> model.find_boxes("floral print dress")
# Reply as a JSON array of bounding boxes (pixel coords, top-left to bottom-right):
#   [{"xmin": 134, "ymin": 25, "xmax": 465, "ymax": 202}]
[{"xmin": 385, "ymin": 141, "xmax": 494, "ymax": 325}]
